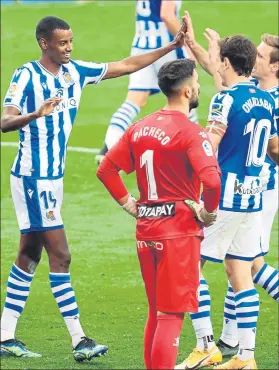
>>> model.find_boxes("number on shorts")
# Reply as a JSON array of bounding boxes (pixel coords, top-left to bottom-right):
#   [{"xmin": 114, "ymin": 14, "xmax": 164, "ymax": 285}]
[
  {"xmin": 40, "ymin": 191, "xmax": 57, "ymax": 209},
  {"xmin": 140, "ymin": 150, "xmax": 158, "ymax": 200}
]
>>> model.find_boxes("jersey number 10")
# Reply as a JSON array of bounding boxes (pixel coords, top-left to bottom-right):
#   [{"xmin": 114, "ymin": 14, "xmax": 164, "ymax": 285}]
[
  {"xmin": 244, "ymin": 118, "xmax": 271, "ymax": 167},
  {"xmin": 140, "ymin": 150, "xmax": 158, "ymax": 200}
]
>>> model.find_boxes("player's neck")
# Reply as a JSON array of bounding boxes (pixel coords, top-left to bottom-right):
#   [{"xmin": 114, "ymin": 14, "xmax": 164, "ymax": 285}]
[
  {"xmin": 39, "ymin": 56, "xmax": 61, "ymax": 76},
  {"xmin": 227, "ymin": 75, "xmax": 250, "ymax": 88},
  {"xmin": 258, "ymin": 76, "xmax": 278, "ymax": 91},
  {"xmin": 163, "ymin": 102, "xmax": 189, "ymax": 116}
]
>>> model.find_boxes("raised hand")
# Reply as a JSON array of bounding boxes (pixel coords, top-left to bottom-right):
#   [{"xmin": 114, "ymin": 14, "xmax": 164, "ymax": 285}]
[
  {"xmin": 183, "ymin": 11, "xmax": 196, "ymax": 47},
  {"xmin": 204, "ymin": 28, "xmax": 221, "ymax": 68},
  {"xmin": 170, "ymin": 17, "xmax": 187, "ymax": 49},
  {"xmin": 36, "ymin": 97, "xmax": 62, "ymax": 117}
]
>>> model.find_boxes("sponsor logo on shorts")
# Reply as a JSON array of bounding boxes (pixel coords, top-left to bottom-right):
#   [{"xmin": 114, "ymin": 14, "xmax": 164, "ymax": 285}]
[
  {"xmin": 234, "ymin": 179, "xmax": 262, "ymax": 195},
  {"xmin": 46, "ymin": 210, "xmax": 56, "ymax": 221},
  {"xmin": 137, "ymin": 241, "xmax": 164, "ymax": 251},
  {"xmin": 137, "ymin": 202, "xmax": 175, "ymax": 218}
]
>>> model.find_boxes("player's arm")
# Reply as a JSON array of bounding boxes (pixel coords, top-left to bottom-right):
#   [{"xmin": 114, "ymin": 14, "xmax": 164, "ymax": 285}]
[
  {"xmin": 1, "ymin": 99, "xmax": 61, "ymax": 133},
  {"xmin": 160, "ymin": 1, "xmax": 195, "ymax": 60},
  {"xmin": 96, "ymin": 131, "xmax": 137, "ymax": 217},
  {"xmin": 103, "ymin": 18, "xmax": 186, "ymax": 79},
  {"xmin": 183, "ymin": 12, "xmax": 226, "ymax": 91}
]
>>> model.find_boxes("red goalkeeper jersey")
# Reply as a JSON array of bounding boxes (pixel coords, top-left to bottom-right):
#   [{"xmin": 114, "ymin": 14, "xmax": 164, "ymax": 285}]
[{"xmin": 107, "ymin": 109, "xmax": 220, "ymax": 240}]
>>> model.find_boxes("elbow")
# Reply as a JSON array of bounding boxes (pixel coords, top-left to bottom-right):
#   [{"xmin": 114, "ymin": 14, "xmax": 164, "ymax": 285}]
[{"xmin": 0, "ymin": 118, "xmax": 8, "ymax": 133}]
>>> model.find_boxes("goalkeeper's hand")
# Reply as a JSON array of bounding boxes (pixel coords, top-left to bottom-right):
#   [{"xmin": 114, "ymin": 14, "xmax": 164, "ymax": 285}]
[
  {"xmin": 122, "ymin": 194, "xmax": 137, "ymax": 218},
  {"xmin": 185, "ymin": 199, "xmax": 217, "ymax": 226}
]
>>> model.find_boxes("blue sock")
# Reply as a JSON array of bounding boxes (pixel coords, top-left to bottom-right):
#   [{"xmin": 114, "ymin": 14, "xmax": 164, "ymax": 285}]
[
  {"xmin": 235, "ymin": 288, "xmax": 259, "ymax": 361},
  {"xmin": 220, "ymin": 281, "xmax": 238, "ymax": 347},
  {"xmin": 105, "ymin": 100, "xmax": 140, "ymax": 149},
  {"xmin": 49, "ymin": 272, "xmax": 85, "ymax": 347},
  {"xmin": 253, "ymin": 263, "xmax": 279, "ymax": 301},
  {"xmin": 1, "ymin": 264, "xmax": 34, "ymax": 341},
  {"xmin": 190, "ymin": 278, "xmax": 215, "ymax": 350}
]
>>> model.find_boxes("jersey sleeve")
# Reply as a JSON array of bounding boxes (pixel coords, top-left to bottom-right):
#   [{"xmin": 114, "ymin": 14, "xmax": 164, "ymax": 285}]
[
  {"xmin": 3, "ymin": 67, "xmax": 31, "ymax": 114},
  {"xmin": 106, "ymin": 129, "xmax": 135, "ymax": 174},
  {"xmin": 207, "ymin": 91, "xmax": 234, "ymax": 126},
  {"xmin": 72, "ymin": 60, "xmax": 108, "ymax": 87},
  {"xmin": 184, "ymin": 128, "xmax": 220, "ymax": 175}
]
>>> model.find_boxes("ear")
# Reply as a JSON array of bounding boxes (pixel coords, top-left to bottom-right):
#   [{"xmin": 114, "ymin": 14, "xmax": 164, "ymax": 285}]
[
  {"xmin": 184, "ymin": 85, "xmax": 192, "ymax": 99},
  {"xmin": 271, "ymin": 61, "xmax": 279, "ymax": 74},
  {"xmin": 223, "ymin": 57, "xmax": 231, "ymax": 70},
  {"xmin": 39, "ymin": 38, "xmax": 48, "ymax": 51}
]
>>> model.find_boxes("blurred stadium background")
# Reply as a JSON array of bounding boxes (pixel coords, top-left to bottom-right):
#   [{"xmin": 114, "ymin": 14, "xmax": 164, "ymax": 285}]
[{"xmin": 1, "ymin": 1, "xmax": 278, "ymax": 369}]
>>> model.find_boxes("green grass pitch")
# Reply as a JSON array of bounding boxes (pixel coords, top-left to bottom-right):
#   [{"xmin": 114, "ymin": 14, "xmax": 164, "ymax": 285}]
[{"xmin": 1, "ymin": 1, "xmax": 278, "ymax": 369}]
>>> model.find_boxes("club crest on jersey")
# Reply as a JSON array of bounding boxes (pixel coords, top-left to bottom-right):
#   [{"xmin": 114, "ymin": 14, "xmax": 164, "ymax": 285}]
[
  {"xmin": 46, "ymin": 211, "xmax": 56, "ymax": 221},
  {"xmin": 234, "ymin": 179, "xmax": 261, "ymax": 195},
  {"xmin": 137, "ymin": 202, "xmax": 175, "ymax": 218},
  {"xmin": 63, "ymin": 72, "xmax": 73, "ymax": 84},
  {"xmin": 249, "ymin": 88, "xmax": 256, "ymax": 94}
]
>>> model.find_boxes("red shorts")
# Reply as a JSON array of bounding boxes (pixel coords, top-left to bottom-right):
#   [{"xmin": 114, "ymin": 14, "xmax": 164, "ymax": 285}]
[{"xmin": 137, "ymin": 237, "xmax": 201, "ymax": 313}]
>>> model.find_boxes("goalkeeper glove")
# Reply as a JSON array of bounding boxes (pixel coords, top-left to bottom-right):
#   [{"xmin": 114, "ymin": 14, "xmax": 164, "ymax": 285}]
[
  {"xmin": 122, "ymin": 195, "xmax": 137, "ymax": 218},
  {"xmin": 185, "ymin": 199, "xmax": 217, "ymax": 226}
]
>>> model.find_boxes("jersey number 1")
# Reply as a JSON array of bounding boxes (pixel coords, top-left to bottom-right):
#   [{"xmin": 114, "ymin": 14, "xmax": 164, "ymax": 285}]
[{"xmin": 140, "ymin": 150, "xmax": 158, "ymax": 200}]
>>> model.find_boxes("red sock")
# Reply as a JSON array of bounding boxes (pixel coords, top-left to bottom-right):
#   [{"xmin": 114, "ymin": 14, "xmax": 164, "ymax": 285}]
[
  {"xmin": 144, "ymin": 309, "xmax": 158, "ymax": 369},
  {"xmin": 151, "ymin": 313, "xmax": 184, "ymax": 369}
]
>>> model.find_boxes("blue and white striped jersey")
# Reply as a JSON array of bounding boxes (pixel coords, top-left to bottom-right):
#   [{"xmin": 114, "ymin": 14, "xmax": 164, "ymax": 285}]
[
  {"xmin": 4, "ymin": 60, "xmax": 108, "ymax": 179},
  {"xmin": 250, "ymin": 78, "xmax": 279, "ymax": 191},
  {"xmin": 132, "ymin": 0, "xmax": 184, "ymax": 52},
  {"xmin": 208, "ymin": 82, "xmax": 277, "ymax": 212}
]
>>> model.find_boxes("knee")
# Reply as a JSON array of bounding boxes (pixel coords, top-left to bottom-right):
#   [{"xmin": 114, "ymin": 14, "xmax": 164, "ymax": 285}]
[
  {"xmin": 18, "ymin": 243, "xmax": 42, "ymax": 264},
  {"xmin": 225, "ymin": 263, "xmax": 234, "ymax": 279}
]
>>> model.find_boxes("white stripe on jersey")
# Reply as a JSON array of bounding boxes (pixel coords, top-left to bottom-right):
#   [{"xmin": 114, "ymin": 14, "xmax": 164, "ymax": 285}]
[
  {"xmin": 4, "ymin": 60, "xmax": 108, "ymax": 179},
  {"xmin": 222, "ymin": 173, "xmax": 236, "ymax": 209}
]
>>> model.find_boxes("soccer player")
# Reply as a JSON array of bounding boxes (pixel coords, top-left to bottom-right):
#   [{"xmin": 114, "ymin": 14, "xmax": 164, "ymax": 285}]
[
  {"xmin": 0, "ymin": 16, "xmax": 186, "ymax": 359},
  {"xmin": 176, "ymin": 36, "xmax": 279, "ymax": 370},
  {"xmin": 95, "ymin": 0, "xmax": 198, "ymax": 164},
  {"xmin": 97, "ymin": 58, "xmax": 221, "ymax": 369},
  {"xmin": 179, "ymin": 16, "xmax": 279, "ymax": 360}
]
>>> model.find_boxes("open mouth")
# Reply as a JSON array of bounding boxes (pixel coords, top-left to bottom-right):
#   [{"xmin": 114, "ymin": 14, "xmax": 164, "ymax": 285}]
[{"xmin": 64, "ymin": 53, "xmax": 71, "ymax": 59}]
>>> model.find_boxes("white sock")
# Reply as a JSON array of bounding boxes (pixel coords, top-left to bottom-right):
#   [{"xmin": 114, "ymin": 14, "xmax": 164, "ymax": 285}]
[
  {"xmin": 235, "ymin": 288, "xmax": 259, "ymax": 361},
  {"xmin": 190, "ymin": 278, "xmax": 215, "ymax": 351},
  {"xmin": 220, "ymin": 281, "xmax": 238, "ymax": 347},
  {"xmin": 64, "ymin": 317, "xmax": 86, "ymax": 348},
  {"xmin": 253, "ymin": 263, "xmax": 279, "ymax": 301},
  {"xmin": 1, "ymin": 264, "xmax": 34, "ymax": 342},
  {"xmin": 105, "ymin": 100, "xmax": 140, "ymax": 149}
]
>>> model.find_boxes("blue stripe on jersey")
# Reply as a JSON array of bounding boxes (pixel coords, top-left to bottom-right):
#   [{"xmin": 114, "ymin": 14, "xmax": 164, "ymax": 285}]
[
  {"xmin": 57, "ymin": 112, "xmax": 65, "ymax": 177},
  {"xmin": 22, "ymin": 177, "xmax": 43, "ymax": 228},
  {"xmin": 29, "ymin": 62, "xmax": 42, "ymax": 178},
  {"xmin": 68, "ymin": 84, "xmax": 77, "ymax": 124}
]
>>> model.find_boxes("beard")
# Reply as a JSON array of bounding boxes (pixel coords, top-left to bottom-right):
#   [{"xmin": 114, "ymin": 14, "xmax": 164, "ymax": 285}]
[{"xmin": 189, "ymin": 97, "xmax": 199, "ymax": 111}]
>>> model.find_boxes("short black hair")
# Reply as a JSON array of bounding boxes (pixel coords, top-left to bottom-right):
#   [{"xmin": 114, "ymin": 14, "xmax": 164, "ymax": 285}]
[
  {"xmin": 36, "ymin": 16, "xmax": 70, "ymax": 41},
  {"xmin": 158, "ymin": 59, "xmax": 196, "ymax": 97},
  {"xmin": 219, "ymin": 35, "xmax": 257, "ymax": 77}
]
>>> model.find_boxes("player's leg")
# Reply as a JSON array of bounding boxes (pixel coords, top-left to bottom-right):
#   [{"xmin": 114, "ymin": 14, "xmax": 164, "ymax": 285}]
[
  {"xmin": 176, "ymin": 211, "xmax": 240, "ymax": 369},
  {"xmin": 151, "ymin": 237, "xmax": 201, "ymax": 369},
  {"xmin": 0, "ymin": 175, "xmax": 45, "ymax": 357},
  {"xmin": 137, "ymin": 241, "xmax": 158, "ymax": 369},
  {"xmin": 214, "ymin": 212, "xmax": 261, "ymax": 370},
  {"xmin": 36, "ymin": 178, "xmax": 108, "ymax": 361},
  {"xmin": 0, "ymin": 232, "xmax": 44, "ymax": 358},
  {"xmin": 252, "ymin": 188, "xmax": 279, "ymax": 301}
]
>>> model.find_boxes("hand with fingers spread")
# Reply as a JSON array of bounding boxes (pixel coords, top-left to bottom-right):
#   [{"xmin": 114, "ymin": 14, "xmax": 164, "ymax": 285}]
[
  {"xmin": 185, "ymin": 199, "xmax": 217, "ymax": 227},
  {"xmin": 36, "ymin": 97, "xmax": 63, "ymax": 117},
  {"xmin": 203, "ymin": 28, "xmax": 221, "ymax": 70}
]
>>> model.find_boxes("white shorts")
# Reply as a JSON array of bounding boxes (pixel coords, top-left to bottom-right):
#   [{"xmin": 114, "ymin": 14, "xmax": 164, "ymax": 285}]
[
  {"xmin": 10, "ymin": 174, "xmax": 64, "ymax": 234},
  {"xmin": 201, "ymin": 210, "xmax": 262, "ymax": 262},
  {"xmin": 261, "ymin": 188, "xmax": 278, "ymax": 255},
  {"xmin": 128, "ymin": 47, "xmax": 187, "ymax": 94}
]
